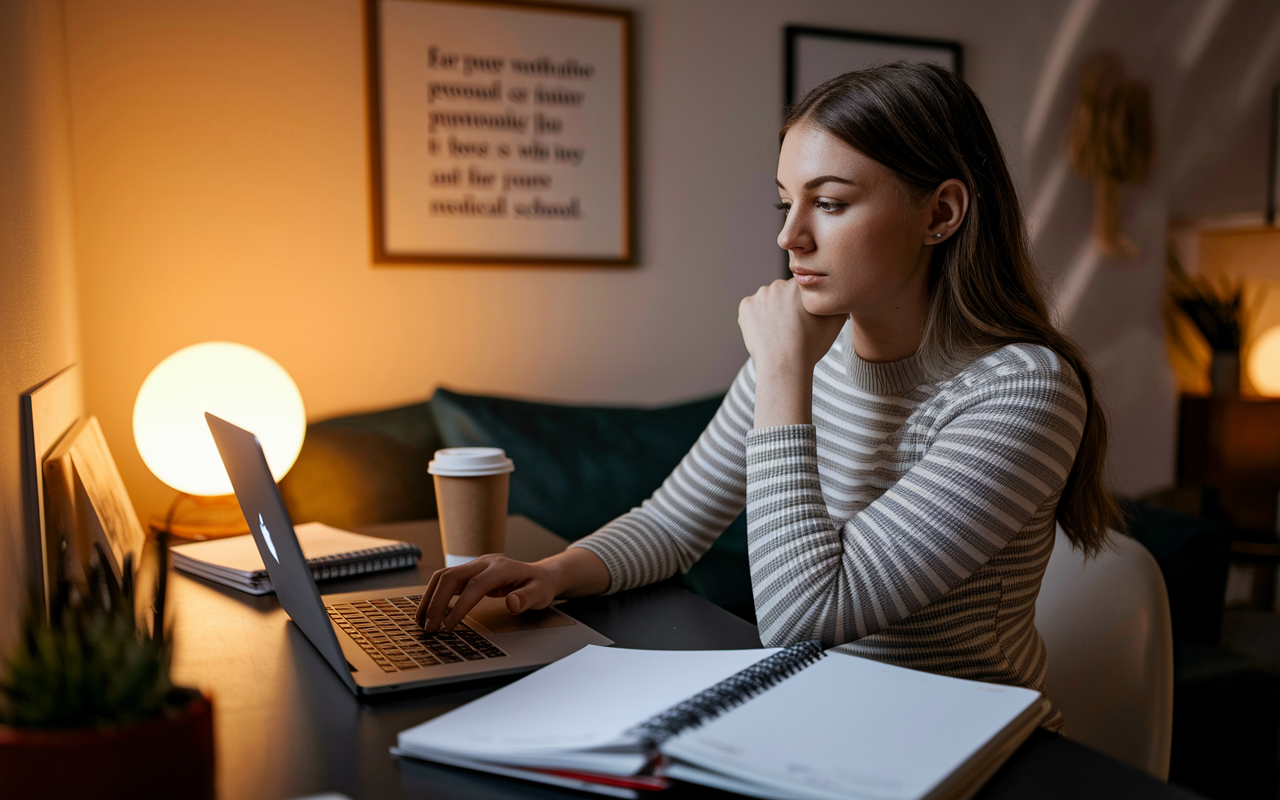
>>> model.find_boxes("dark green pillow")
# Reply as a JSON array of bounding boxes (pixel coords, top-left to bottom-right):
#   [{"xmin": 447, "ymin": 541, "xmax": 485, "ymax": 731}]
[
  {"xmin": 430, "ymin": 387, "xmax": 755, "ymax": 621},
  {"xmin": 310, "ymin": 400, "xmax": 443, "ymax": 453},
  {"xmin": 278, "ymin": 408, "xmax": 441, "ymax": 529}
]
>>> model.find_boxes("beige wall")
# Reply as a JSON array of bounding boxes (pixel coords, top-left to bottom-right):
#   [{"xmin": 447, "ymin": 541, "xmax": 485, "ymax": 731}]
[
  {"xmin": 0, "ymin": 0, "xmax": 83, "ymax": 652},
  {"xmin": 1200, "ymin": 228, "xmax": 1280, "ymax": 281},
  {"xmin": 61, "ymin": 0, "xmax": 1280, "ymax": 525}
]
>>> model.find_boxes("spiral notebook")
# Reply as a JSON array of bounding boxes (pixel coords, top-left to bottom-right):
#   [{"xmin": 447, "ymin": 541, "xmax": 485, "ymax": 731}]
[
  {"xmin": 393, "ymin": 643, "xmax": 1046, "ymax": 800},
  {"xmin": 172, "ymin": 522, "xmax": 421, "ymax": 595}
]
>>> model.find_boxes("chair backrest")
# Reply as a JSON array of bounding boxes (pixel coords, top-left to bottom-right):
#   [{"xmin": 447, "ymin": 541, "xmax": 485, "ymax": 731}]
[{"xmin": 1035, "ymin": 525, "xmax": 1174, "ymax": 779}]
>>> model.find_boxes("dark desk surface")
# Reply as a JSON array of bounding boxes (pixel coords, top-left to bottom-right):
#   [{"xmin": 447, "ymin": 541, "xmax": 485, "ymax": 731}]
[{"xmin": 168, "ymin": 518, "xmax": 1200, "ymax": 800}]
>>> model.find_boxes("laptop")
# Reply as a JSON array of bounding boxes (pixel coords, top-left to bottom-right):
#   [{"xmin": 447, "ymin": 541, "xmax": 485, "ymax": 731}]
[{"xmin": 205, "ymin": 412, "xmax": 613, "ymax": 695}]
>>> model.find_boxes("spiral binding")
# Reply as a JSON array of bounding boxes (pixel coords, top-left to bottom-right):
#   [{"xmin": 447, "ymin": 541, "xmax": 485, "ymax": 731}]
[
  {"xmin": 626, "ymin": 640, "xmax": 825, "ymax": 746},
  {"xmin": 307, "ymin": 543, "xmax": 421, "ymax": 580},
  {"xmin": 309, "ymin": 545, "xmax": 422, "ymax": 581},
  {"xmin": 245, "ymin": 543, "xmax": 423, "ymax": 590}
]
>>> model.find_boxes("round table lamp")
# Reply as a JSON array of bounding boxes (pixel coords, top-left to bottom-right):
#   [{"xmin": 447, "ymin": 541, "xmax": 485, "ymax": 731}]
[
  {"xmin": 1249, "ymin": 325, "xmax": 1280, "ymax": 397},
  {"xmin": 133, "ymin": 341, "xmax": 306, "ymax": 538}
]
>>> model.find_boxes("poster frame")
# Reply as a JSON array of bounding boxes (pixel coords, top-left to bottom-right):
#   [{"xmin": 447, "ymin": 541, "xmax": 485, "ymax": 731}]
[
  {"xmin": 366, "ymin": 0, "xmax": 635, "ymax": 265},
  {"xmin": 784, "ymin": 25, "xmax": 964, "ymax": 108}
]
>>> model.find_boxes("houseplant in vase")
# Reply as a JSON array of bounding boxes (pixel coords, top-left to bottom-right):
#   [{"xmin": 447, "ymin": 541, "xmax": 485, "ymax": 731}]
[
  {"xmin": 0, "ymin": 540, "xmax": 215, "ymax": 799},
  {"xmin": 1165, "ymin": 249, "xmax": 1245, "ymax": 395}
]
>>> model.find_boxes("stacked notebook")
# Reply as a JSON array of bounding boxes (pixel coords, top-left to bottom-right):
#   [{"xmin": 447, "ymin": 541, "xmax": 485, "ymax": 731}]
[
  {"xmin": 172, "ymin": 522, "xmax": 421, "ymax": 594},
  {"xmin": 393, "ymin": 642, "xmax": 1046, "ymax": 800}
]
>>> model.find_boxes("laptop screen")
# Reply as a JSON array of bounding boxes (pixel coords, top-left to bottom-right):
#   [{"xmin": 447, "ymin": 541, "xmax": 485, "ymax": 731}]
[{"xmin": 205, "ymin": 413, "xmax": 356, "ymax": 690}]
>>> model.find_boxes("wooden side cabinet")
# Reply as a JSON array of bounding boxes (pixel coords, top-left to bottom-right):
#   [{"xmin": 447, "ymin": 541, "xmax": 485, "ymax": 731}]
[
  {"xmin": 1177, "ymin": 395, "xmax": 1280, "ymax": 533},
  {"xmin": 1177, "ymin": 395, "xmax": 1280, "ymax": 609}
]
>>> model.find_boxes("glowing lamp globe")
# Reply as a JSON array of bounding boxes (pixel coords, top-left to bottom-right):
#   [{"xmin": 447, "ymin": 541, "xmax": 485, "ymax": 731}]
[
  {"xmin": 133, "ymin": 342, "xmax": 305, "ymax": 497},
  {"xmin": 1249, "ymin": 325, "xmax": 1280, "ymax": 397}
]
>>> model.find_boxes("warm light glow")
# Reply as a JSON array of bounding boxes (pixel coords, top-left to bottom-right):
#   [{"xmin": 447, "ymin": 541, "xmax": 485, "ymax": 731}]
[
  {"xmin": 133, "ymin": 342, "xmax": 305, "ymax": 495},
  {"xmin": 1249, "ymin": 326, "xmax": 1280, "ymax": 397}
]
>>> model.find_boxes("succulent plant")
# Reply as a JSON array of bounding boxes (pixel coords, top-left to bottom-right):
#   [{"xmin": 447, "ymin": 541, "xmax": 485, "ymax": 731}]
[{"xmin": 0, "ymin": 542, "xmax": 190, "ymax": 729}]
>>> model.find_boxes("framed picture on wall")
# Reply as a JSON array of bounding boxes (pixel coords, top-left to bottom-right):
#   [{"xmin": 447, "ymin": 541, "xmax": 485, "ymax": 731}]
[
  {"xmin": 366, "ymin": 0, "xmax": 633, "ymax": 265},
  {"xmin": 785, "ymin": 26, "xmax": 963, "ymax": 107},
  {"xmin": 782, "ymin": 27, "xmax": 962, "ymax": 276}
]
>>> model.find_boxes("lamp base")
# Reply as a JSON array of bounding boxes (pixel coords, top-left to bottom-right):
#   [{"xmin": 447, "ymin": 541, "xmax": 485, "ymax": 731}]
[{"xmin": 149, "ymin": 494, "xmax": 249, "ymax": 540}]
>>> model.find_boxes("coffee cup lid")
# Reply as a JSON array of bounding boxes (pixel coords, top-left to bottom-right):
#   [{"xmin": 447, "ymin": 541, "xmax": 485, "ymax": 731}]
[{"xmin": 428, "ymin": 447, "xmax": 514, "ymax": 476}]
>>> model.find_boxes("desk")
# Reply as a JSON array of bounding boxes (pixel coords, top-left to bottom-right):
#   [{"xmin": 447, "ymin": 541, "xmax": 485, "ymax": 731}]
[{"xmin": 168, "ymin": 517, "xmax": 1200, "ymax": 800}]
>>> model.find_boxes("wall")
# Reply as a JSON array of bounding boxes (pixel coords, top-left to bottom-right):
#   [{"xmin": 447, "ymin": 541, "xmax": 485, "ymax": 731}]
[
  {"xmin": 0, "ymin": 0, "xmax": 83, "ymax": 653},
  {"xmin": 61, "ymin": 0, "xmax": 1280, "ymax": 524},
  {"xmin": 1027, "ymin": 0, "xmax": 1280, "ymax": 495}
]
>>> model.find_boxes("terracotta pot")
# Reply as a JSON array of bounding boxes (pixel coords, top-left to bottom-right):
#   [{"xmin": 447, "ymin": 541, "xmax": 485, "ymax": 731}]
[{"xmin": 0, "ymin": 691, "xmax": 215, "ymax": 799}]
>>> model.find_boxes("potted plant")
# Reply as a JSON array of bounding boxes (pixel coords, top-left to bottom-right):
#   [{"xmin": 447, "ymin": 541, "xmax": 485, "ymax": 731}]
[
  {"xmin": 1165, "ymin": 249, "xmax": 1246, "ymax": 395},
  {"xmin": 0, "ymin": 542, "xmax": 214, "ymax": 799}
]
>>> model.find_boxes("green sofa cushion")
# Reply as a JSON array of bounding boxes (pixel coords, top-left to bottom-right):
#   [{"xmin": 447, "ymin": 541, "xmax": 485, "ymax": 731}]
[
  {"xmin": 309, "ymin": 400, "xmax": 444, "ymax": 453},
  {"xmin": 430, "ymin": 387, "xmax": 754, "ymax": 621},
  {"xmin": 278, "ymin": 406, "xmax": 442, "ymax": 528}
]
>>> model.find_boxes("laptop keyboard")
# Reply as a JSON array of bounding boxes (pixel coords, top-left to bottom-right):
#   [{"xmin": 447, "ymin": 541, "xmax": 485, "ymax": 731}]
[{"xmin": 326, "ymin": 595, "xmax": 507, "ymax": 673}]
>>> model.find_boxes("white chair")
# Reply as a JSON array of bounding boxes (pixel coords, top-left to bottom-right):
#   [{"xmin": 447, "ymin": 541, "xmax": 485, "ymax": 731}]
[{"xmin": 1035, "ymin": 524, "xmax": 1174, "ymax": 779}]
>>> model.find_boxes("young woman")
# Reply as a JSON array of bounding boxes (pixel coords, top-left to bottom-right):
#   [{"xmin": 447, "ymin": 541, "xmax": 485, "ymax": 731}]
[{"xmin": 416, "ymin": 62, "xmax": 1118, "ymax": 730}]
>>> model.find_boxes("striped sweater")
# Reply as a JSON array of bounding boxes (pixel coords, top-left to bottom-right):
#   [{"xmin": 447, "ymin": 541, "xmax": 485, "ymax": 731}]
[{"xmin": 570, "ymin": 324, "xmax": 1086, "ymax": 729}]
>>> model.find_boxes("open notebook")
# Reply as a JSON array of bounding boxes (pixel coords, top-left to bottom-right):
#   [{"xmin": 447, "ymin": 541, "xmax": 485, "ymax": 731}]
[
  {"xmin": 172, "ymin": 522, "xmax": 421, "ymax": 594},
  {"xmin": 393, "ymin": 643, "xmax": 1045, "ymax": 800}
]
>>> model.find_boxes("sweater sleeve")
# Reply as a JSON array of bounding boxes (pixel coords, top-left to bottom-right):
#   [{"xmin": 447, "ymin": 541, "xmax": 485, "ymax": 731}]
[
  {"xmin": 746, "ymin": 363, "xmax": 1086, "ymax": 648},
  {"xmin": 568, "ymin": 362, "xmax": 756, "ymax": 593}
]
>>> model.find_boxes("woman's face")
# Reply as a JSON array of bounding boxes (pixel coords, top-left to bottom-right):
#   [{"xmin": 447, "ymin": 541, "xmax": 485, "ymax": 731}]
[{"xmin": 776, "ymin": 123, "xmax": 933, "ymax": 320}]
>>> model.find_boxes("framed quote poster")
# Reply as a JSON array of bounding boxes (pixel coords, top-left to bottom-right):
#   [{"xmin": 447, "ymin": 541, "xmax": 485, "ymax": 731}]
[
  {"xmin": 367, "ymin": 0, "xmax": 633, "ymax": 264},
  {"xmin": 785, "ymin": 26, "xmax": 963, "ymax": 106}
]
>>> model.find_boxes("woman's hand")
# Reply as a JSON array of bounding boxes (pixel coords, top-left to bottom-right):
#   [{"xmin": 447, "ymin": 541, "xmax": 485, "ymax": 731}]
[
  {"xmin": 738, "ymin": 279, "xmax": 846, "ymax": 371},
  {"xmin": 415, "ymin": 548, "xmax": 610, "ymax": 632},
  {"xmin": 738, "ymin": 280, "xmax": 847, "ymax": 428}
]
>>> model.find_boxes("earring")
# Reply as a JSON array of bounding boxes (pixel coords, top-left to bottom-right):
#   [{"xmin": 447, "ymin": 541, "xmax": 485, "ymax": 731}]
[{"xmin": 934, "ymin": 233, "xmax": 943, "ymax": 238}]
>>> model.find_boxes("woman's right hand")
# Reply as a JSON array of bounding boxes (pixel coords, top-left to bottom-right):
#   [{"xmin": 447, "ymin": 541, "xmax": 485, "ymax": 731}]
[{"xmin": 414, "ymin": 548, "xmax": 610, "ymax": 632}]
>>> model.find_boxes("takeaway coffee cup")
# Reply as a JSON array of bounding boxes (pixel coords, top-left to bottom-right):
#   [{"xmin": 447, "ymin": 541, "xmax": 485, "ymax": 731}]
[{"xmin": 428, "ymin": 448, "xmax": 515, "ymax": 567}]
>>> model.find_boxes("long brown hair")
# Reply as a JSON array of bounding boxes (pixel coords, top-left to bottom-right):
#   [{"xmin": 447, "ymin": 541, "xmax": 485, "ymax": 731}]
[{"xmin": 782, "ymin": 62, "xmax": 1120, "ymax": 554}]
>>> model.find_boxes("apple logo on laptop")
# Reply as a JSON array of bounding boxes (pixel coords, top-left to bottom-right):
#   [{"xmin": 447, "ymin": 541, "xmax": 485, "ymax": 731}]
[{"xmin": 259, "ymin": 514, "xmax": 279, "ymax": 563}]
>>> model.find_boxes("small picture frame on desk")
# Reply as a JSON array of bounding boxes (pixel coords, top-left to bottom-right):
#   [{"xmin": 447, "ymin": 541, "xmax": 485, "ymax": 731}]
[
  {"xmin": 20, "ymin": 364, "xmax": 83, "ymax": 616},
  {"xmin": 366, "ymin": 0, "xmax": 634, "ymax": 265},
  {"xmin": 43, "ymin": 416, "xmax": 147, "ymax": 589}
]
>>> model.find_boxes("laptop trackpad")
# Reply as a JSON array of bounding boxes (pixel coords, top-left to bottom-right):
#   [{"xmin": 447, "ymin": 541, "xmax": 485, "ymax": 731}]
[{"xmin": 464, "ymin": 596, "xmax": 577, "ymax": 634}]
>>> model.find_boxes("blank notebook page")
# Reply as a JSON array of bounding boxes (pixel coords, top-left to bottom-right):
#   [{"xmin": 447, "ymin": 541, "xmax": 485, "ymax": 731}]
[
  {"xmin": 662, "ymin": 653, "xmax": 1041, "ymax": 800},
  {"xmin": 398, "ymin": 645, "xmax": 778, "ymax": 759}
]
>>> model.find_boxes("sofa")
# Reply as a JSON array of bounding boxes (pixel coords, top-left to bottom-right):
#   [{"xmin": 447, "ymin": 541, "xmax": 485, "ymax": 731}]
[
  {"xmin": 279, "ymin": 388, "xmax": 1278, "ymax": 799},
  {"xmin": 279, "ymin": 387, "xmax": 755, "ymax": 621}
]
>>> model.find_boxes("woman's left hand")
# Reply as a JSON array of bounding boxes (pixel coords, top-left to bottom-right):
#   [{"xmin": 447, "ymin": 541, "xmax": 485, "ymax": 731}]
[{"xmin": 738, "ymin": 279, "xmax": 847, "ymax": 374}]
